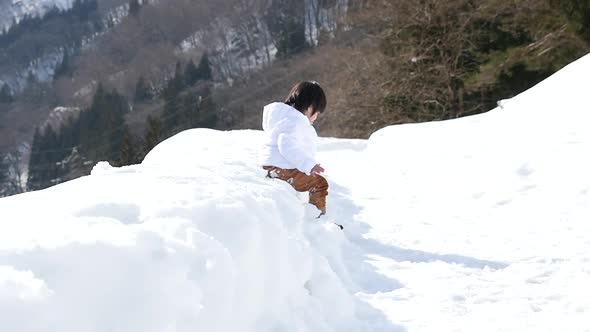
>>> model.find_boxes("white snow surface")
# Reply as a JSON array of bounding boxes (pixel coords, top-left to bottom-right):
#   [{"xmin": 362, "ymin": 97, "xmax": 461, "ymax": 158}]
[{"xmin": 1, "ymin": 52, "xmax": 590, "ymax": 331}]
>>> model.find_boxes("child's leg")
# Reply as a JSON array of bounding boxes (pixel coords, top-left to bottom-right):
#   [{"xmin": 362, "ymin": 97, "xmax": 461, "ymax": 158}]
[
  {"xmin": 263, "ymin": 166, "xmax": 328, "ymax": 212},
  {"xmin": 302, "ymin": 174, "xmax": 328, "ymax": 213}
]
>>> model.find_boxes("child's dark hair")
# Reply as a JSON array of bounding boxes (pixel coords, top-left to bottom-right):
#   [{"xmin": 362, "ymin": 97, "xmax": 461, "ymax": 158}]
[{"xmin": 284, "ymin": 81, "xmax": 327, "ymax": 115}]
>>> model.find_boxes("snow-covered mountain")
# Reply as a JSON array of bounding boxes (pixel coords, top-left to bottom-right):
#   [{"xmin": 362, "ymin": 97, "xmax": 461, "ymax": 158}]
[
  {"xmin": 1, "ymin": 0, "xmax": 348, "ymax": 90},
  {"xmin": 0, "ymin": 37, "xmax": 588, "ymax": 332},
  {"xmin": 0, "ymin": 0, "xmax": 129, "ymax": 92},
  {"xmin": 0, "ymin": 0, "xmax": 72, "ymax": 30}
]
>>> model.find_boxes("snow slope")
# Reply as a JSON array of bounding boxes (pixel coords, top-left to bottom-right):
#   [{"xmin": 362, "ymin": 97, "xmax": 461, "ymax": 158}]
[
  {"xmin": 1, "ymin": 52, "xmax": 589, "ymax": 331},
  {"xmin": 0, "ymin": 129, "xmax": 394, "ymax": 331},
  {"xmin": 350, "ymin": 52, "xmax": 590, "ymax": 330}
]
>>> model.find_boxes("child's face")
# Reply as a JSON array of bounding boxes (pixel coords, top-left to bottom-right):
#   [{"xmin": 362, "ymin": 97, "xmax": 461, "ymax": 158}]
[{"xmin": 304, "ymin": 107, "xmax": 319, "ymax": 124}]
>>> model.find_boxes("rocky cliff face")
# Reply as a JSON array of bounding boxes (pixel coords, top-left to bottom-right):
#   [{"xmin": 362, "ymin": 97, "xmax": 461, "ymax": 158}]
[
  {"xmin": 182, "ymin": 0, "xmax": 349, "ymax": 83},
  {"xmin": 1, "ymin": 0, "xmax": 349, "ymax": 91}
]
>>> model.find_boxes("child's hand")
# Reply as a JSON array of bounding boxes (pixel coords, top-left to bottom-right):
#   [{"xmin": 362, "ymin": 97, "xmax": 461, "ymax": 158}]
[{"xmin": 311, "ymin": 164, "xmax": 325, "ymax": 175}]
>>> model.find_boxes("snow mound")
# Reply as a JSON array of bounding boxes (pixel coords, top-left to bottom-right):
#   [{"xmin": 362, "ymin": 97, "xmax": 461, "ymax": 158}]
[
  {"xmin": 0, "ymin": 129, "xmax": 368, "ymax": 332},
  {"xmin": 367, "ymin": 53, "xmax": 590, "ymax": 208}
]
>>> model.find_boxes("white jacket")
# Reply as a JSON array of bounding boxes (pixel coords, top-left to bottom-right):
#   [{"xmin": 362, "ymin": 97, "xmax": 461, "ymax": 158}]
[{"xmin": 260, "ymin": 102, "xmax": 318, "ymax": 175}]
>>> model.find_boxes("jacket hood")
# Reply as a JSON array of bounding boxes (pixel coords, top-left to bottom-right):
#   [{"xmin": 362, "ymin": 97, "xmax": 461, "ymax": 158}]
[{"xmin": 262, "ymin": 102, "xmax": 308, "ymax": 131}]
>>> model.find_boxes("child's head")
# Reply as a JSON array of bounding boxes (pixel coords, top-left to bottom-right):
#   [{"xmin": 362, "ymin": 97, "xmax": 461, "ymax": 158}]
[{"xmin": 284, "ymin": 81, "xmax": 327, "ymax": 116}]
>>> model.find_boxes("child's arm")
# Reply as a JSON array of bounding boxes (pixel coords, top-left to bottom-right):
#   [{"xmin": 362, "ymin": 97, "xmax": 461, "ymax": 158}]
[{"xmin": 310, "ymin": 164, "xmax": 324, "ymax": 175}]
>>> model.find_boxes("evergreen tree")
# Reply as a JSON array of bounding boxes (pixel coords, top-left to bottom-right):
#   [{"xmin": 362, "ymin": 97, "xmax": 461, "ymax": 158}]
[
  {"xmin": 264, "ymin": 0, "xmax": 307, "ymax": 57},
  {"xmin": 160, "ymin": 62, "xmax": 187, "ymax": 135},
  {"xmin": 27, "ymin": 128, "xmax": 43, "ymax": 190},
  {"xmin": 196, "ymin": 53, "xmax": 212, "ymax": 81},
  {"xmin": 134, "ymin": 76, "xmax": 151, "ymax": 102},
  {"xmin": 0, "ymin": 150, "xmax": 23, "ymax": 197},
  {"xmin": 184, "ymin": 59, "xmax": 199, "ymax": 86},
  {"xmin": 278, "ymin": 19, "xmax": 307, "ymax": 56},
  {"xmin": 54, "ymin": 49, "xmax": 71, "ymax": 79},
  {"xmin": 72, "ymin": 0, "xmax": 98, "ymax": 21},
  {"xmin": 0, "ymin": 84, "xmax": 14, "ymax": 103},
  {"xmin": 144, "ymin": 115, "xmax": 162, "ymax": 155},
  {"xmin": 79, "ymin": 84, "xmax": 129, "ymax": 163},
  {"xmin": 105, "ymin": 89, "xmax": 129, "ymax": 161},
  {"xmin": 0, "ymin": 153, "xmax": 9, "ymax": 196},
  {"xmin": 78, "ymin": 84, "xmax": 103, "ymax": 153},
  {"xmin": 197, "ymin": 85, "xmax": 217, "ymax": 128},
  {"xmin": 1, "ymin": 0, "xmax": 101, "ymax": 74},
  {"xmin": 27, "ymin": 126, "xmax": 62, "ymax": 191},
  {"xmin": 172, "ymin": 61, "xmax": 185, "ymax": 91},
  {"xmin": 162, "ymin": 91, "xmax": 181, "ymax": 134},
  {"xmin": 119, "ymin": 127, "xmax": 141, "ymax": 166},
  {"xmin": 72, "ymin": 0, "xmax": 86, "ymax": 20},
  {"xmin": 27, "ymin": 114, "xmax": 82, "ymax": 191},
  {"xmin": 129, "ymin": 0, "xmax": 141, "ymax": 17},
  {"xmin": 42, "ymin": 126, "xmax": 59, "ymax": 187},
  {"xmin": 161, "ymin": 62, "xmax": 185, "ymax": 100},
  {"xmin": 60, "ymin": 115, "xmax": 80, "ymax": 150},
  {"xmin": 182, "ymin": 91, "xmax": 200, "ymax": 127},
  {"xmin": 26, "ymin": 71, "xmax": 37, "ymax": 85}
]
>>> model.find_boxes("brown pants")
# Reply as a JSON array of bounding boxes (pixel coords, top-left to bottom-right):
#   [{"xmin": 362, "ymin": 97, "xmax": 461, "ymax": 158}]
[{"xmin": 263, "ymin": 166, "xmax": 328, "ymax": 212}]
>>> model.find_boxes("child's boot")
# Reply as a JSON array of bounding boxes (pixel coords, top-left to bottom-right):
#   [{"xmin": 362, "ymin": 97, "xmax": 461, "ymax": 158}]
[{"xmin": 316, "ymin": 209, "xmax": 343, "ymax": 230}]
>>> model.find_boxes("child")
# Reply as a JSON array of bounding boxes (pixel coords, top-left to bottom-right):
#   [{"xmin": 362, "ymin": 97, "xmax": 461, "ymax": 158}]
[{"xmin": 261, "ymin": 81, "xmax": 329, "ymax": 218}]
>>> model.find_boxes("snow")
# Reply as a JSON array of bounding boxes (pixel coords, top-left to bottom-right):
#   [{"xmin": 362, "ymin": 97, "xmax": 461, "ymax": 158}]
[
  {"xmin": 1, "ymin": 52, "xmax": 590, "ymax": 331},
  {"xmin": 353, "ymin": 52, "xmax": 590, "ymax": 330},
  {"xmin": 0, "ymin": 1, "xmax": 128, "ymax": 92},
  {"xmin": 0, "ymin": 0, "xmax": 73, "ymax": 31},
  {"xmin": 0, "ymin": 130, "xmax": 386, "ymax": 331}
]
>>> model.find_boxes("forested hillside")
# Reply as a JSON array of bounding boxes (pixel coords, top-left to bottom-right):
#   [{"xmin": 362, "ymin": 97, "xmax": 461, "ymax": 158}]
[
  {"xmin": 0, "ymin": 0, "xmax": 588, "ymax": 196},
  {"xmin": 223, "ymin": 0, "xmax": 590, "ymax": 138}
]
